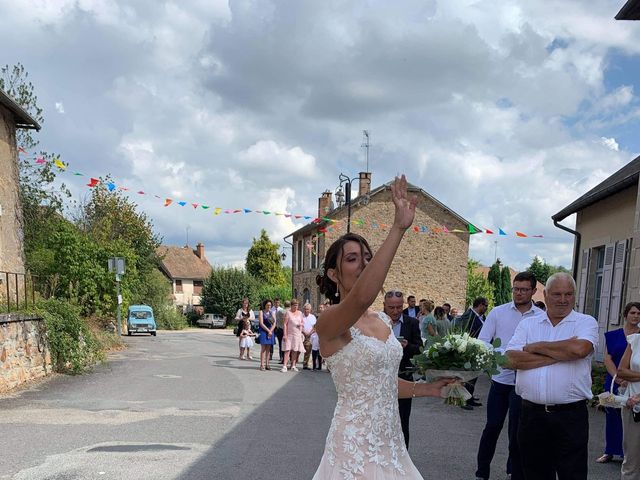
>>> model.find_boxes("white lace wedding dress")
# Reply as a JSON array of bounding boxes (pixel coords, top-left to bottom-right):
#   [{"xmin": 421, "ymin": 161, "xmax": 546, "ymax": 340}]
[{"xmin": 312, "ymin": 312, "xmax": 424, "ymax": 480}]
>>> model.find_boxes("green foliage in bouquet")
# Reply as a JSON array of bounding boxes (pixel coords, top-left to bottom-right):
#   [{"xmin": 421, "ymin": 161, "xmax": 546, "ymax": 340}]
[{"xmin": 412, "ymin": 332, "xmax": 508, "ymax": 376}]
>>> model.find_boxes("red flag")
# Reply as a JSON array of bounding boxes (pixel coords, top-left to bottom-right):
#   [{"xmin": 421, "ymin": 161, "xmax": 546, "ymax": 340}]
[
  {"xmin": 485, "ymin": 229, "xmax": 494, "ymax": 234},
  {"xmin": 294, "ymin": 215, "xmax": 302, "ymax": 219},
  {"xmin": 516, "ymin": 232, "xmax": 527, "ymax": 237},
  {"xmin": 192, "ymin": 203, "xmax": 199, "ymax": 209},
  {"xmin": 87, "ymin": 178, "xmax": 99, "ymax": 187},
  {"xmin": 137, "ymin": 191, "xmax": 145, "ymax": 195},
  {"xmin": 18, "ymin": 146, "xmax": 26, "ymax": 154},
  {"xmin": 318, "ymin": 227, "xmax": 328, "ymax": 233},
  {"xmin": 413, "ymin": 226, "xmax": 420, "ymax": 232},
  {"xmin": 36, "ymin": 157, "xmax": 46, "ymax": 164},
  {"xmin": 164, "ymin": 199, "xmax": 173, "ymax": 207}
]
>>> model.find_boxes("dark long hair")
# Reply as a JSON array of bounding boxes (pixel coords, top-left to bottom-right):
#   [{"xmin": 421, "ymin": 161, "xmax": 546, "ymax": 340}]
[{"xmin": 316, "ymin": 233, "xmax": 373, "ymax": 305}]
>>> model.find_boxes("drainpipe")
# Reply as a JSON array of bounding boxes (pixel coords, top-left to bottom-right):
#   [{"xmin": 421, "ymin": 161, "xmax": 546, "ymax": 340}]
[
  {"xmin": 553, "ymin": 220, "xmax": 581, "ymax": 280},
  {"xmin": 283, "ymin": 237, "xmax": 294, "ymax": 297}
]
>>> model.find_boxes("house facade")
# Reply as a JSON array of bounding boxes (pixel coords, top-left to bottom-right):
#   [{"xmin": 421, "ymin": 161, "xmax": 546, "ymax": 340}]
[
  {"xmin": 287, "ymin": 173, "xmax": 473, "ymax": 312},
  {"xmin": 157, "ymin": 243, "xmax": 213, "ymax": 313},
  {"xmin": 0, "ymin": 89, "xmax": 40, "ymax": 283},
  {"xmin": 552, "ymin": 155, "xmax": 640, "ymax": 358}
]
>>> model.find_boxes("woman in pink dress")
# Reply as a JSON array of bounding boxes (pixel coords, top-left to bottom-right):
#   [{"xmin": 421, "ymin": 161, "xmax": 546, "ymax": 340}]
[{"xmin": 282, "ymin": 299, "xmax": 305, "ymax": 372}]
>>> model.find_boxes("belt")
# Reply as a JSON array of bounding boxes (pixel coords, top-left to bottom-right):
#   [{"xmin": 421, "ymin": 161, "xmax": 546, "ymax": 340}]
[{"xmin": 522, "ymin": 399, "xmax": 586, "ymax": 413}]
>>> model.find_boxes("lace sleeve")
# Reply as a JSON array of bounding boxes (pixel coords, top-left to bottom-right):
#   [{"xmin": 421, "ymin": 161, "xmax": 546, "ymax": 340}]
[{"xmin": 377, "ymin": 311, "xmax": 393, "ymax": 329}]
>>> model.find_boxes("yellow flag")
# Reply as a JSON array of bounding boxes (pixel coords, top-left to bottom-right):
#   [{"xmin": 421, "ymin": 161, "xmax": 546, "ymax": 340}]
[
  {"xmin": 53, "ymin": 158, "xmax": 66, "ymax": 170},
  {"xmin": 214, "ymin": 208, "xmax": 222, "ymax": 215}
]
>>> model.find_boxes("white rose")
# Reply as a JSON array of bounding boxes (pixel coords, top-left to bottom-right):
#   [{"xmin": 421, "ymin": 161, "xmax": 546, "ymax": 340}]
[
  {"xmin": 444, "ymin": 341, "xmax": 452, "ymax": 350},
  {"xmin": 457, "ymin": 341, "xmax": 468, "ymax": 353}
]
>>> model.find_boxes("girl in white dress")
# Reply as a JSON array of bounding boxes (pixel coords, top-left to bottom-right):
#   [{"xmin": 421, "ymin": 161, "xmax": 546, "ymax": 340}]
[
  {"xmin": 239, "ymin": 319, "xmax": 255, "ymax": 360},
  {"xmin": 313, "ymin": 175, "xmax": 453, "ymax": 480}
]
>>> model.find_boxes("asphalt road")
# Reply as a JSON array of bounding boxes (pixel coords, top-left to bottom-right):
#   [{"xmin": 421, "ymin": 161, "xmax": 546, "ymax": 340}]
[{"xmin": 0, "ymin": 329, "xmax": 621, "ymax": 479}]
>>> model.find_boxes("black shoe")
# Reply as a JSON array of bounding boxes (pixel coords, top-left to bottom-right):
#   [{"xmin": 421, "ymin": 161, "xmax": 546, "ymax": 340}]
[
  {"xmin": 460, "ymin": 404, "xmax": 474, "ymax": 410},
  {"xmin": 468, "ymin": 399, "xmax": 483, "ymax": 407},
  {"xmin": 303, "ymin": 366, "xmax": 311, "ymax": 370}
]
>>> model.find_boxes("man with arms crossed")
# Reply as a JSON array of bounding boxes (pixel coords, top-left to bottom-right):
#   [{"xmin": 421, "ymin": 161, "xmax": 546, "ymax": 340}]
[
  {"xmin": 475, "ymin": 272, "xmax": 542, "ymax": 480},
  {"xmin": 506, "ymin": 272, "xmax": 598, "ymax": 480}
]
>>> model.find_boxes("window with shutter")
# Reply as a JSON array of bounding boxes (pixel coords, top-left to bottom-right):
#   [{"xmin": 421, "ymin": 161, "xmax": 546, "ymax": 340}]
[
  {"xmin": 577, "ymin": 249, "xmax": 590, "ymax": 313},
  {"xmin": 609, "ymin": 240, "xmax": 628, "ymax": 326}
]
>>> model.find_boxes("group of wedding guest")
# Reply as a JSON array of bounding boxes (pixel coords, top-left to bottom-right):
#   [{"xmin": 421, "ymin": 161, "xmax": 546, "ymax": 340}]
[{"xmin": 235, "ymin": 297, "xmax": 328, "ymax": 372}]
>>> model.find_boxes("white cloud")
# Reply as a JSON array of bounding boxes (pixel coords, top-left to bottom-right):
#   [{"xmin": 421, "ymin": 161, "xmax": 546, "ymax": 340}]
[
  {"xmin": 601, "ymin": 137, "xmax": 620, "ymax": 151},
  {"xmin": 2, "ymin": 0, "xmax": 640, "ymax": 269}
]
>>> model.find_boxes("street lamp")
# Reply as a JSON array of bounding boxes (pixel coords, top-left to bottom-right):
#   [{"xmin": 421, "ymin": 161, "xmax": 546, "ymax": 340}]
[
  {"xmin": 108, "ymin": 257, "xmax": 126, "ymax": 336},
  {"xmin": 337, "ymin": 173, "xmax": 356, "ymax": 233},
  {"xmin": 281, "ymin": 251, "xmax": 287, "ymax": 262}
]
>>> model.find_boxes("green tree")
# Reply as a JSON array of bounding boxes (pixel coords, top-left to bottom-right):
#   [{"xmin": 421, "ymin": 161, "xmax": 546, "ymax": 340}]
[
  {"xmin": 500, "ymin": 266, "xmax": 512, "ymax": 305},
  {"xmin": 1, "ymin": 64, "xmax": 71, "ymax": 274},
  {"xmin": 202, "ymin": 267, "xmax": 257, "ymax": 322},
  {"xmin": 487, "ymin": 260, "xmax": 503, "ymax": 305},
  {"xmin": 76, "ymin": 179, "xmax": 161, "ymax": 276},
  {"xmin": 245, "ymin": 229, "xmax": 285, "ymax": 285},
  {"xmin": 466, "ymin": 259, "xmax": 494, "ymax": 310},
  {"xmin": 527, "ymin": 256, "xmax": 569, "ymax": 285},
  {"xmin": 527, "ymin": 256, "xmax": 549, "ymax": 284}
]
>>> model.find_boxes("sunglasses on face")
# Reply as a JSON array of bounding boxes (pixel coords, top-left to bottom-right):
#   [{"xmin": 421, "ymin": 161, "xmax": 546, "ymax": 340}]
[{"xmin": 385, "ymin": 291, "xmax": 403, "ymax": 298}]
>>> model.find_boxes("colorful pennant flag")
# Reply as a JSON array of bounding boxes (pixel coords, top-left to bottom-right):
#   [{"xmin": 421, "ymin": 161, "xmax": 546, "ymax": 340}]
[
  {"xmin": 164, "ymin": 199, "xmax": 173, "ymax": 207},
  {"xmin": 53, "ymin": 158, "xmax": 66, "ymax": 170},
  {"xmin": 499, "ymin": 228, "xmax": 507, "ymax": 236},
  {"xmin": 485, "ymin": 229, "xmax": 494, "ymax": 234},
  {"xmin": 468, "ymin": 224, "xmax": 481, "ymax": 234},
  {"xmin": 516, "ymin": 232, "xmax": 527, "ymax": 238},
  {"xmin": 214, "ymin": 208, "xmax": 222, "ymax": 215},
  {"xmin": 87, "ymin": 178, "xmax": 99, "ymax": 187},
  {"xmin": 107, "ymin": 182, "xmax": 116, "ymax": 192}
]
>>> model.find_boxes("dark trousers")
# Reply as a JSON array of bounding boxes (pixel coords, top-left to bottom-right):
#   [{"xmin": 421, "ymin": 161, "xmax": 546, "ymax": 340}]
[
  {"xmin": 476, "ymin": 381, "xmax": 523, "ymax": 480},
  {"xmin": 312, "ymin": 349, "xmax": 322, "ymax": 370},
  {"xmin": 518, "ymin": 400, "xmax": 589, "ymax": 480},
  {"xmin": 275, "ymin": 327, "xmax": 284, "ymax": 360},
  {"xmin": 466, "ymin": 377, "xmax": 479, "ymax": 404},
  {"xmin": 398, "ymin": 397, "xmax": 412, "ymax": 448}
]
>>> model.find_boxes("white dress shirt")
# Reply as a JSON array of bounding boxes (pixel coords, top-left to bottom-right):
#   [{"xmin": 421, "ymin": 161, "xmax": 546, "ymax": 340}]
[
  {"xmin": 506, "ymin": 310, "xmax": 598, "ymax": 405},
  {"xmin": 478, "ymin": 301, "xmax": 542, "ymax": 386},
  {"xmin": 303, "ymin": 313, "xmax": 317, "ymax": 335}
]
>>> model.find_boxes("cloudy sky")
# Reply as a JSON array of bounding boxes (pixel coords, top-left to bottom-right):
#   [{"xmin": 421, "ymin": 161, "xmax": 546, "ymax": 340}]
[{"xmin": 3, "ymin": 0, "xmax": 640, "ymax": 271}]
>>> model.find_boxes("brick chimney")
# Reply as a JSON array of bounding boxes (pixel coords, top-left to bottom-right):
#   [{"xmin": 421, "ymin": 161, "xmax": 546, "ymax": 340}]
[
  {"xmin": 195, "ymin": 242, "xmax": 205, "ymax": 259},
  {"xmin": 358, "ymin": 172, "xmax": 372, "ymax": 197},
  {"xmin": 318, "ymin": 190, "xmax": 333, "ymax": 218}
]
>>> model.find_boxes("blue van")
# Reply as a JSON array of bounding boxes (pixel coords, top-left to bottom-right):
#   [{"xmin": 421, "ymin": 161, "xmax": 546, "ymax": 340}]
[{"xmin": 127, "ymin": 305, "xmax": 157, "ymax": 336}]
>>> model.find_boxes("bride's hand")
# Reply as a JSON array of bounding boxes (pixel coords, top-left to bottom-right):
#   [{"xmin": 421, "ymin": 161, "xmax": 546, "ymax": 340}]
[
  {"xmin": 429, "ymin": 378, "xmax": 457, "ymax": 396},
  {"xmin": 390, "ymin": 174, "xmax": 417, "ymax": 230}
]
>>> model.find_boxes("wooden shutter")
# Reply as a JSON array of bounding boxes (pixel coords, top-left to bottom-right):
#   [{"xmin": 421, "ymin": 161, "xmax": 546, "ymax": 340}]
[
  {"xmin": 596, "ymin": 243, "xmax": 615, "ymax": 360},
  {"xmin": 577, "ymin": 249, "xmax": 590, "ymax": 312},
  {"xmin": 609, "ymin": 240, "xmax": 628, "ymax": 326}
]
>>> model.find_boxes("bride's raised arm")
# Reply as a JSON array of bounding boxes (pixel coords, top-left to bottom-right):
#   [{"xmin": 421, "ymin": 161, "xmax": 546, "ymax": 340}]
[{"xmin": 315, "ymin": 175, "xmax": 417, "ymax": 342}]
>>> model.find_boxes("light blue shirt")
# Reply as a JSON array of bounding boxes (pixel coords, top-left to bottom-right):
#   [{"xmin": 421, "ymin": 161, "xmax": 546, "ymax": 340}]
[{"xmin": 391, "ymin": 317, "xmax": 403, "ymax": 338}]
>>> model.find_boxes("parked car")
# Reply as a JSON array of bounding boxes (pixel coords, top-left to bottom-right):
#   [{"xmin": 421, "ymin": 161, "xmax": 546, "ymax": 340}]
[
  {"xmin": 196, "ymin": 313, "xmax": 227, "ymax": 329},
  {"xmin": 127, "ymin": 305, "xmax": 157, "ymax": 336}
]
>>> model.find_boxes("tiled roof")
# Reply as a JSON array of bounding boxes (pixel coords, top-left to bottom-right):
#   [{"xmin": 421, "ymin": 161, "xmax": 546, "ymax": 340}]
[
  {"xmin": 287, "ymin": 180, "xmax": 476, "ymax": 239},
  {"xmin": 157, "ymin": 245, "xmax": 212, "ymax": 280},
  {"xmin": 0, "ymin": 88, "xmax": 40, "ymax": 130}
]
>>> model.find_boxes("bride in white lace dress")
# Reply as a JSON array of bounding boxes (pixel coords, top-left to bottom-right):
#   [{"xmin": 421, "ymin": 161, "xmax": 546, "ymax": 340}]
[{"xmin": 312, "ymin": 175, "xmax": 452, "ymax": 480}]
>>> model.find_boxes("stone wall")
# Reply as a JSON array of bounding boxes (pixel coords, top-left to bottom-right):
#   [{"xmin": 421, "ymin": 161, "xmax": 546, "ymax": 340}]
[
  {"xmin": 0, "ymin": 315, "xmax": 51, "ymax": 393},
  {"xmin": 293, "ymin": 186, "xmax": 470, "ymax": 312}
]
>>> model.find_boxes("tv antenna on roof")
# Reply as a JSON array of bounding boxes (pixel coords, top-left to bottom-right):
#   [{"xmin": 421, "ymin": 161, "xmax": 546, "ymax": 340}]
[{"xmin": 361, "ymin": 130, "xmax": 370, "ymax": 172}]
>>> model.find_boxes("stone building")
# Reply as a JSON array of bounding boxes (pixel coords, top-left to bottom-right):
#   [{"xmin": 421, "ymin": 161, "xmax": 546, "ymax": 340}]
[
  {"xmin": 157, "ymin": 243, "xmax": 212, "ymax": 313},
  {"xmin": 0, "ymin": 88, "xmax": 40, "ymax": 288},
  {"xmin": 286, "ymin": 173, "xmax": 473, "ymax": 312},
  {"xmin": 0, "ymin": 87, "xmax": 49, "ymax": 392}
]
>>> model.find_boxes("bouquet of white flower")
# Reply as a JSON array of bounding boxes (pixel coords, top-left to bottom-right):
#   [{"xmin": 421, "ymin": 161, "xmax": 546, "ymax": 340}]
[{"xmin": 411, "ymin": 332, "xmax": 507, "ymax": 406}]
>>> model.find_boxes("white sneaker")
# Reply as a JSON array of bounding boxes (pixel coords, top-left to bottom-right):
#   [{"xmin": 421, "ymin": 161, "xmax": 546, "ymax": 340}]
[
  {"xmin": 281, "ymin": 366, "xmax": 287, "ymax": 372},
  {"xmin": 292, "ymin": 366, "xmax": 299, "ymax": 372}
]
